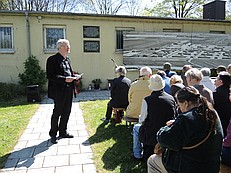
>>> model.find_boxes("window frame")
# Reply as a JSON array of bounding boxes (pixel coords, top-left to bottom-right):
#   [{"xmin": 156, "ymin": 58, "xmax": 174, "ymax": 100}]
[
  {"xmin": 115, "ymin": 27, "xmax": 135, "ymax": 53},
  {"xmin": 0, "ymin": 25, "xmax": 14, "ymax": 53},
  {"xmin": 43, "ymin": 26, "xmax": 66, "ymax": 53}
]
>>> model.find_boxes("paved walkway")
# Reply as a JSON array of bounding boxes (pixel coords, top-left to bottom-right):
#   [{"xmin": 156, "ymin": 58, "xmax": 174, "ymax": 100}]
[{"xmin": 1, "ymin": 90, "xmax": 110, "ymax": 173}]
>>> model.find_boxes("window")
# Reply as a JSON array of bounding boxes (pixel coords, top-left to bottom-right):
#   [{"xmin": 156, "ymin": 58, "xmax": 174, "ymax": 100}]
[
  {"xmin": 116, "ymin": 30, "xmax": 124, "ymax": 51},
  {"xmin": 44, "ymin": 26, "xmax": 66, "ymax": 51},
  {"xmin": 163, "ymin": 28, "xmax": 181, "ymax": 32},
  {"xmin": 83, "ymin": 26, "xmax": 100, "ymax": 38},
  {"xmin": 210, "ymin": 30, "xmax": 225, "ymax": 34},
  {"xmin": 0, "ymin": 26, "xmax": 13, "ymax": 52},
  {"xmin": 116, "ymin": 27, "xmax": 135, "ymax": 52},
  {"xmin": 84, "ymin": 41, "xmax": 100, "ymax": 52},
  {"xmin": 83, "ymin": 26, "xmax": 100, "ymax": 53}
]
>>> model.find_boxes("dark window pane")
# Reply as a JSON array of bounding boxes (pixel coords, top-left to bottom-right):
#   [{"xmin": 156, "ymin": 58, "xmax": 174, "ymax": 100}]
[{"xmin": 116, "ymin": 30, "xmax": 123, "ymax": 50}]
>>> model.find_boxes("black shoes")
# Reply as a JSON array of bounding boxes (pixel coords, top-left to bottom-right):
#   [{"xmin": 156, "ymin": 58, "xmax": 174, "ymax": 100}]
[
  {"xmin": 101, "ymin": 117, "xmax": 110, "ymax": 124},
  {"xmin": 50, "ymin": 133, "xmax": 74, "ymax": 143},
  {"xmin": 59, "ymin": 133, "xmax": 74, "ymax": 138},
  {"xmin": 130, "ymin": 154, "xmax": 142, "ymax": 161},
  {"xmin": 50, "ymin": 136, "xmax": 58, "ymax": 144}
]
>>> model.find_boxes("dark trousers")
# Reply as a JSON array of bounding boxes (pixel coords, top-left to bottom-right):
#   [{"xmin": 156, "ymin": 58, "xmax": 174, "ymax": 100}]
[
  {"xmin": 49, "ymin": 86, "xmax": 73, "ymax": 137},
  {"xmin": 105, "ymin": 100, "xmax": 113, "ymax": 120},
  {"xmin": 143, "ymin": 145, "xmax": 155, "ymax": 163},
  {"xmin": 222, "ymin": 146, "xmax": 231, "ymax": 167}
]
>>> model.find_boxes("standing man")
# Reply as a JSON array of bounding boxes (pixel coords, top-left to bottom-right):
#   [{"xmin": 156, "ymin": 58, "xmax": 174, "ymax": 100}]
[{"xmin": 46, "ymin": 39, "xmax": 80, "ymax": 144}]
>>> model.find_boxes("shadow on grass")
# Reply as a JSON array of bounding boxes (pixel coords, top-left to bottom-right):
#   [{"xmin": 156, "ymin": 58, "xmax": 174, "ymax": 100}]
[
  {"xmin": 0, "ymin": 154, "xmax": 10, "ymax": 169},
  {"xmin": 88, "ymin": 121, "xmax": 146, "ymax": 173}
]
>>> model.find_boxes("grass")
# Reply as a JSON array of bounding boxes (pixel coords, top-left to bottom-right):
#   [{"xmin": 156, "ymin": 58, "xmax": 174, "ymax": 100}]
[
  {"xmin": 0, "ymin": 97, "xmax": 39, "ymax": 168},
  {"xmin": 80, "ymin": 100, "xmax": 146, "ymax": 173}
]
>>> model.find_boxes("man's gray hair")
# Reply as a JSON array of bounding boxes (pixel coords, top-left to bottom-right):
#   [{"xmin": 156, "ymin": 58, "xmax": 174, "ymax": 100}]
[
  {"xmin": 140, "ymin": 66, "xmax": 152, "ymax": 76},
  {"xmin": 200, "ymin": 67, "xmax": 211, "ymax": 77},
  {"xmin": 57, "ymin": 39, "xmax": 70, "ymax": 50},
  {"xmin": 115, "ymin": 66, "xmax": 127, "ymax": 76},
  {"xmin": 185, "ymin": 68, "xmax": 202, "ymax": 81}
]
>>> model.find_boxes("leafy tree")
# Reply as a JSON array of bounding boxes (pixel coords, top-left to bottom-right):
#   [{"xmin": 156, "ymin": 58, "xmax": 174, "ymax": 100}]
[
  {"xmin": 122, "ymin": 0, "xmax": 142, "ymax": 16},
  {"xmin": 1, "ymin": 0, "xmax": 81, "ymax": 12},
  {"xmin": 18, "ymin": 55, "xmax": 46, "ymax": 88},
  {"xmin": 80, "ymin": 0, "xmax": 128, "ymax": 14},
  {"xmin": 144, "ymin": 0, "xmax": 207, "ymax": 18},
  {"xmin": 0, "ymin": 0, "xmax": 7, "ymax": 10}
]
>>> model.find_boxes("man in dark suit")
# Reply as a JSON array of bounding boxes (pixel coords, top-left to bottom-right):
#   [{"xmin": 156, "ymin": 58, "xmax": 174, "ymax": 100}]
[
  {"xmin": 102, "ymin": 66, "xmax": 131, "ymax": 123},
  {"xmin": 213, "ymin": 71, "xmax": 231, "ymax": 137},
  {"xmin": 46, "ymin": 39, "xmax": 80, "ymax": 144}
]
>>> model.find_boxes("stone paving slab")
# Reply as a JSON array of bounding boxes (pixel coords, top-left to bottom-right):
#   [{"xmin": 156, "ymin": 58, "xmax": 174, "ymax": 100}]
[{"xmin": 1, "ymin": 90, "xmax": 110, "ymax": 173}]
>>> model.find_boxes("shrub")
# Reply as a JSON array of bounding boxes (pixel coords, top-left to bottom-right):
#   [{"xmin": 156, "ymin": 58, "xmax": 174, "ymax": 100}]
[
  {"xmin": 0, "ymin": 83, "xmax": 25, "ymax": 101},
  {"xmin": 18, "ymin": 55, "xmax": 46, "ymax": 89}
]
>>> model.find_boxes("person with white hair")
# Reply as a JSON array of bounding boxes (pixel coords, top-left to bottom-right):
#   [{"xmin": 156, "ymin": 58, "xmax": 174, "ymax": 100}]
[
  {"xmin": 227, "ymin": 64, "xmax": 231, "ymax": 75},
  {"xmin": 126, "ymin": 66, "xmax": 152, "ymax": 119},
  {"xmin": 185, "ymin": 68, "xmax": 214, "ymax": 104},
  {"xmin": 46, "ymin": 39, "xmax": 80, "ymax": 144},
  {"xmin": 131, "ymin": 74, "xmax": 176, "ymax": 162},
  {"xmin": 101, "ymin": 66, "xmax": 131, "ymax": 123},
  {"xmin": 200, "ymin": 67, "xmax": 216, "ymax": 92}
]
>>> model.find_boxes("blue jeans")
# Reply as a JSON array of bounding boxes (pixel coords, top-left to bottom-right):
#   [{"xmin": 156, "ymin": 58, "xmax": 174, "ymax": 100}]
[{"xmin": 133, "ymin": 123, "xmax": 143, "ymax": 158}]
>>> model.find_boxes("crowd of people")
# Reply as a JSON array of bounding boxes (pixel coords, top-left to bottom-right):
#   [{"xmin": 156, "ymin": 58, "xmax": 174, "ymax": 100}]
[
  {"xmin": 102, "ymin": 62, "xmax": 231, "ymax": 172},
  {"xmin": 46, "ymin": 39, "xmax": 230, "ymax": 171}
]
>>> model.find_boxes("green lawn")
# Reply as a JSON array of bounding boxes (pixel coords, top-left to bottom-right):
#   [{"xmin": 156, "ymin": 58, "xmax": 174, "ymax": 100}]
[
  {"xmin": 0, "ymin": 98, "xmax": 146, "ymax": 172},
  {"xmin": 0, "ymin": 98, "xmax": 39, "ymax": 168},
  {"xmin": 80, "ymin": 100, "xmax": 146, "ymax": 173}
]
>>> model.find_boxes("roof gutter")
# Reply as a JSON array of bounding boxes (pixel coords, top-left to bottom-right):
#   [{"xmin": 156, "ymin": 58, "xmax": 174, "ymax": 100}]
[{"xmin": 25, "ymin": 11, "xmax": 31, "ymax": 58}]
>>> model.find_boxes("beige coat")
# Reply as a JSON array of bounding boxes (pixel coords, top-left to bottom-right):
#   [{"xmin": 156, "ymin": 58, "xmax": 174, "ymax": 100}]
[{"xmin": 126, "ymin": 77, "xmax": 152, "ymax": 119}]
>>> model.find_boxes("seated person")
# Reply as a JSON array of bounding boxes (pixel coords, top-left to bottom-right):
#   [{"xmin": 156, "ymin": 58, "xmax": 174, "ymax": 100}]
[
  {"xmin": 157, "ymin": 70, "xmax": 171, "ymax": 94},
  {"xmin": 185, "ymin": 68, "xmax": 214, "ymax": 104},
  {"xmin": 217, "ymin": 65, "xmax": 227, "ymax": 74},
  {"xmin": 221, "ymin": 118, "xmax": 231, "ymax": 167},
  {"xmin": 170, "ymin": 74, "xmax": 185, "ymax": 99},
  {"xmin": 126, "ymin": 66, "xmax": 152, "ymax": 119},
  {"xmin": 227, "ymin": 64, "xmax": 231, "ymax": 75},
  {"xmin": 181, "ymin": 64, "xmax": 192, "ymax": 87},
  {"xmin": 102, "ymin": 66, "xmax": 131, "ymax": 123},
  {"xmin": 163, "ymin": 62, "xmax": 177, "ymax": 78},
  {"xmin": 200, "ymin": 67, "xmax": 216, "ymax": 92},
  {"xmin": 131, "ymin": 74, "xmax": 176, "ymax": 162},
  {"xmin": 213, "ymin": 71, "xmax": 231, "ymax": 137},
  {"xmin": 148, "ymin": 86, "xmax": 223, "ymax": 173}
]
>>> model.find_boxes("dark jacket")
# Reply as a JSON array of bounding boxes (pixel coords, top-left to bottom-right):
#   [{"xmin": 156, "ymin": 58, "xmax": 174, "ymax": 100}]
[
  {"xmin": 140, "ymin": 90, "xmax": 176, "ymax": 146},
  {"xmin": 157, "ymin": 107, "xmax": 223, "ymax": 173},
  {"xmin": 110, "ymin": 76, "xmax": 131, "ymax": 108},
  {"xmin": 46, "ymin": 52, "xmax": 75, "ymax": 99},
  {"xmin": 213, "ymin": 85, "xmax": 231, "ymax": 137},
  {"xmin": 170, "ymin": 83, "xmax": 185, "ymax": 99}
]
